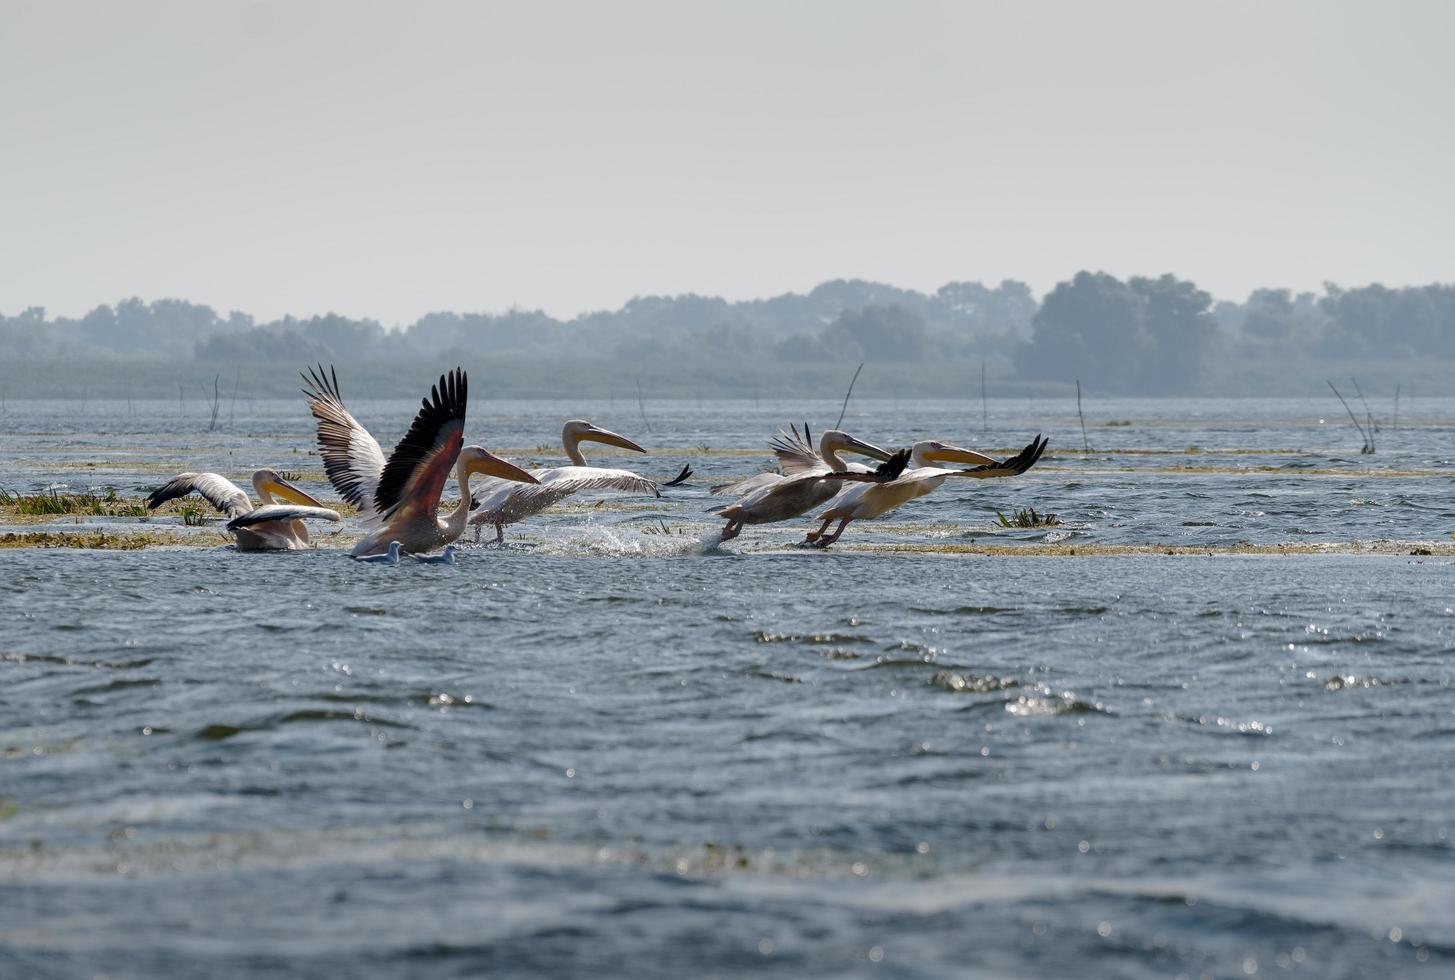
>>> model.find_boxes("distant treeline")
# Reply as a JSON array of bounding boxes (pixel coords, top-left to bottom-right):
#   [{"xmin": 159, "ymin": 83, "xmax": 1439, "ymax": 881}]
[{"xmin": 2, "ymin": 274, "xmax": 1451, "ymax": 397}]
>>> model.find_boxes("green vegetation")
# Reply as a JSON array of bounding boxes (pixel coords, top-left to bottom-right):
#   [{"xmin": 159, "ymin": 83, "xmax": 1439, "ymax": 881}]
[
  {"xmin": 0, "ymin": 487, "xmax": 147, "ymax": 517},
  {"xmin": 995, "ymin": 507, "xmax": 1061, "ymax": 529}
]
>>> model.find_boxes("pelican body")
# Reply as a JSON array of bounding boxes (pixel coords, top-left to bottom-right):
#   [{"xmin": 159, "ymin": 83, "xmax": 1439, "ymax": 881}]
[
  {"xmin": 712, "ymin": 425, "xmax": 895, "ymax": 541},
  {"xmin": 469, "ymin": 420, "xmax": 690, "ymax": 544},
  {"xmin": 806, "ymin": 435, "xmax": 1048, "ymax": 546},
  {"xmin": 302, "ymin": 365, "xmax": 538, "ymax": 558},
  {"xmin": 146, "ymin": 469, "xmax": 341, "ymax": 551}
]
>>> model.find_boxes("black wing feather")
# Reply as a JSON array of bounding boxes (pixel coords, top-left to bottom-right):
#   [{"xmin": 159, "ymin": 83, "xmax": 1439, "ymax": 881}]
[
  {"xmin": 373, "ymin": 368, "xmax": 468, "ymax": 516},
  {"xmin": 661, "ymin": 464, "xmax": 692, "ymax": 488}
]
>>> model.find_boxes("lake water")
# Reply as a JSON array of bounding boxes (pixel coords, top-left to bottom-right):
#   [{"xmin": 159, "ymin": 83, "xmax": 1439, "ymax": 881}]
[{"xmin": 2, "ymin": 396, "xmax": 1453, "ymax": 978}]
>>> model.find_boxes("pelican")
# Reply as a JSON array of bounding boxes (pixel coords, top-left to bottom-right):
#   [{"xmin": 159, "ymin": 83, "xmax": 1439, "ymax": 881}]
[
  {"xmin": 804, "ymin": 435, "xmax": 1048, "ymax": 547},
  {"xmin": 711, "ymin": 424, "xmax": 897, "ymax": 541},
  {"xmin": 468, "ymin": 420, "xmax": 691, "ymax": 544},
  {"xmin": 145, "ymin": 469, "xmax": 341, "ymax": 551},
  {"xmin": 301, "ymin": 365, "xmax": 539, "ymax": 558}
]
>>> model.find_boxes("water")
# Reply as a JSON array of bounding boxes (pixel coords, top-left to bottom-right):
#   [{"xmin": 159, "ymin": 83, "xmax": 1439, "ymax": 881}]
[{"xmin": 2, "ymin": 397, "xmax": 1453, "ymax": 977}]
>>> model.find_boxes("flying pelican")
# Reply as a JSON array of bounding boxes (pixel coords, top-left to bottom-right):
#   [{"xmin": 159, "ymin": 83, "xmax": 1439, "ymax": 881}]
[
  {"xmin": 804, "ymin": 435, "xmax": 1048, "ymax": 547},
  {"xmin": 301, "ymin": 365, "xmax": 539, "ymax": 558},
  {"xmin": 468, "ymin": 420, "xmax": 691, "ymax": 544},
  {"xmin": 711, "ymin": 424, "xmax": 897, "ymax": 541},
  {"xmin": 146, "ymin": 469, "xmax": 341, "ymax": 551}
]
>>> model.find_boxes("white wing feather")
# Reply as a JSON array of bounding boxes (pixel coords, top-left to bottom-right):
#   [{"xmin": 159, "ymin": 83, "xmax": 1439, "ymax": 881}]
[
  {"xmin": 301, "ymin": 366, "xmax": 387, "ymax": 523},
  {"xmin": 227, "ymin": 505, "xmax": 342, "ymax": 530},
  {"xmin": 146, "ymin": 472, "xmax": 252, "ymax": 519}
]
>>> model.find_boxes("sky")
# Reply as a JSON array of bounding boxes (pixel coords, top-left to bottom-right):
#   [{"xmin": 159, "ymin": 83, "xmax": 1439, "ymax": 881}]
[{"xmin": 1, "ymin": 0, "xmax": 1450, "ymax": 325}]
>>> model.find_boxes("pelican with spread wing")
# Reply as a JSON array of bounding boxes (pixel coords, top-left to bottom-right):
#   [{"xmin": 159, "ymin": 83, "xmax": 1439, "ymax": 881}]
[
  {"xmin": 301, "ymin": 365, "xmax": 538, "ymax": 558},
  {"xmin": 711, "ymin": 424, "xmax": 896, "ymax": 541},
  {"xmin": 468, "ymin": 420, "xmax": 691, "ymax": 544},
  {"xmin": 146, "ymin": 469, "xmax": 341, "ymax": 551},
  {"xmin": 804, "ymin": 435, "xmax": 1048, "ymax": 547}
]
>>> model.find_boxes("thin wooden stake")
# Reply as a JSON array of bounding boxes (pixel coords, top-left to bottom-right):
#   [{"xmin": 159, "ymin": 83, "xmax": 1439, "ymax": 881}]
[
  {"xmin": 1393, "ymin": 384, "xmax": 1400, "ymax": 432},
  {"xmin": 835, "ymin": 362, "xmax": 864, "ymax": 429},
  {"xmin": 980, "ymin": 361, "xmax": 988, "ymax": 436},
  {"xmin": 1076, "ymin": 379, "xmax": 1089, "ymax": 453},
  {"xmin": 636, "ymin": 379, "xmax": 651, "ymax": 434},
  {"xmin": 1328, "ymin": 380, "xmax": 1372, "ymax": 453},
  {"xmin": 1350, "ymin": 376, "xmax": 1376, "ymax": 445}
]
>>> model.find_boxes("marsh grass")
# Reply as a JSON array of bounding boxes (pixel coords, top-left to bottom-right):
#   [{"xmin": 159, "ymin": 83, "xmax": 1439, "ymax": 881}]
[
  {"xmin": 179, "ymin": 504, "xmax": 209, "ymax": 526},
  {"xmin": 0, "ymin": 529, "xmax": 228, "ymax": 550},
  {"xmin": 641, "ymin": 519, "xmax": 694, "ymax": 536},
  {"xmin": 0, "ymin": 487, "xmax": 147, "ymax": 517},
  {"xmin": 995, "ymin": 507, "xmax": 1061, "ymax": 529}
]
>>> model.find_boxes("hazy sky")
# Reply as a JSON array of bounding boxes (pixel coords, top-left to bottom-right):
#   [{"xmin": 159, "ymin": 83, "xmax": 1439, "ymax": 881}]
[{"xmin": 2, "ymin": 0, "xmax": 1450, "ymax": 324}]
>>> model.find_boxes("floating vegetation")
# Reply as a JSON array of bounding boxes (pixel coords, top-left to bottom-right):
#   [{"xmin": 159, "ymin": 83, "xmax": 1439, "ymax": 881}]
[
  {"xmin": 1104, "ymin": 419, "xmax": 1132, "ymax": 427},
  {"xmin": 179, "ymin": 504, "xmax": 209, "ymax": 526},
  {"xmin": 995, "ymin": 507, "xmax": 1061, "ymax": 529}
]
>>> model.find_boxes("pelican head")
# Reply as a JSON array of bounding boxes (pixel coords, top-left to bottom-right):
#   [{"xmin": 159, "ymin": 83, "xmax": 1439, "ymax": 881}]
[
  {"xmin": 458, "ymin": 445, "xmax": 539, "ymax": 484},
  {"xmin": 252, "ymin": 469, "xmax": 327, "ymax": 507},
  {"xmin": 910, "ymin": 440, "xmax": 997, "ymax": 468},
  {"xmin": 563, "ymin": 420, "xmax": 646, "ymax": 458},
  {"xmin": 819, "ymin": 430, "xmax": 894, "ymax": 464}
]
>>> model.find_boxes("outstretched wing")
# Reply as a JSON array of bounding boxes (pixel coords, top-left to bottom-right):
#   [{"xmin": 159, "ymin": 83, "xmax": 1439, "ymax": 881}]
[
  {"xmin": 301, "ymin": 364, "xmax": 387, "ymax": 518},
  {"xmin": 825, "ymin": 448, "xmax": 912, "ymax": 484},
  {"xmin": 146, "ymin": 472, "xmax": 251, "ymax": 518},
  {"xmin": 227, "ymin": 504, "xmax": 342, "ymax": 531},
  {"xmin": 710, "ymin": 471, "xmax": 782, "ymax": 497},
  {"xmin": 520, "ymin": 466, "xmax": 662, "ymax": 500},
  {"xmin": 770, "ymin": 422, "xmax": 825, "ymax": 476},
  {"xmin": 374, "ymin": 368, "xmax": 468, "ymax": 520},
  {"xmin": 951, "ymin": 435, "xmax": 1047, "ymax": 479}
]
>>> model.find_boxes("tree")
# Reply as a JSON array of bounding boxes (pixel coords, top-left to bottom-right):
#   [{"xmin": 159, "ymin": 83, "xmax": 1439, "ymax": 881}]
[
  {"xmin": 1129, "ymin": 274, "xmax": 1219, "ymax": 392},
  {"xmin": 1016, "ymin": 271, "xmax": 1149, "ymax": 390}
]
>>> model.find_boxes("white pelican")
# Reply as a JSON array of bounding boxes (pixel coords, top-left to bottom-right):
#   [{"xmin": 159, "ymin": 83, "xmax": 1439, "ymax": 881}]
[
  {"xmin": 301, "ymin": 365, "xmax": 539, "ymax": 558},
  {"xmin": 711, "ymin": 424, "xmax": 897, "ymax": 541},
  {"xmin": 804, "ymin": 435, "xmax": 1047, "ymax": 547},
  {"xmin": 467, "ymin": 420, "xmax": 691, "ymax": 544},
  {"xmin": 145, "ymin": 469, "xmax": 341, "ymax": 551}
]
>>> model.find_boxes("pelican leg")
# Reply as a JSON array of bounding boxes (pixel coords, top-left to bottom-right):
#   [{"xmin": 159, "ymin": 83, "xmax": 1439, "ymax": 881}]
[
  {"xmin": 472, "ymin": 524, "xmax": 483, "ymax": 544},
  {"xmin": 803, "ymin": 517, "xmax": 833, "ymax": 544},
  {"xmin": 495, "ymin": 521, "xmax": 506, "ymax": 546},
  {"xmin": 813, "ymin": 518, "xmax": 851, "ymax": 548},
  {"xmin": 720, "ymin": 520, "xmax": 742, "ymax": 541}
]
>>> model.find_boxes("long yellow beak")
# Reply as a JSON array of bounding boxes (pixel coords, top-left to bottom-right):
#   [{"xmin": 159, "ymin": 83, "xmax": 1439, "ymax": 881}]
[
  {"xmin": 470, "ymin": 453, "xmax": 540, "ymax": 484},
  {"xmin": 269, "ymin": 477, "xmax": 327, "ymax": 508},
  {"xmin": 842, "ymin": 435, "xmax": 894, "ymax": 462},
  {"xmin": 923, "ymin": 444, "xmax": 998, "ymax": 466},
  {"xmin": 583, "ymin": 427, "xmax": 646, "ymax": 454}
]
